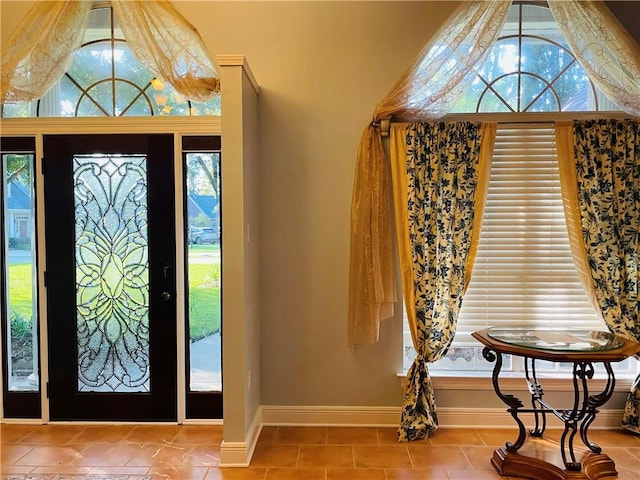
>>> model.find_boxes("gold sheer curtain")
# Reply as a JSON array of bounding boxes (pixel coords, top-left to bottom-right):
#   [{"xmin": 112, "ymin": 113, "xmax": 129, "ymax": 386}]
[
  {"xmin": 111, "ymin": 0, "xmax": 220, "ymax": 102},
  {"xmin": 348, "ymin": 0, "xmax": 511, "ymax": 346},
  {"xmin": 1, "ymin": 0, "xmax": 219, "ymax": 105},
  {"xmin": 548, "ymin": 0, "xmax": 640, "ymax": 116},
  {"xmin": 1, "ymin": 1, "xmax": 91, "ymax": 103}
]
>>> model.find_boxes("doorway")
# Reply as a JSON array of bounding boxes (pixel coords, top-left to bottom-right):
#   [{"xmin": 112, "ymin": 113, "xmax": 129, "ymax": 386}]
[{"xmin": 43, "ymin": 134, "xmax": 177, "ymax": 421}]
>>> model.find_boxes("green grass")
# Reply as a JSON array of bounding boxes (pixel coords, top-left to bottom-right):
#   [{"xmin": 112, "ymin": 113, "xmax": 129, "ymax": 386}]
[
  {"xmin": 188, "ymin": 244, "xmax": 220, "ymax": 253},
  {"xmin": 7, "ymin": 263, "xmax": 34, "ymax": 319},
  {"xmin": 187, "ymin": 262, "xmax": 221, "ymax": 341}
]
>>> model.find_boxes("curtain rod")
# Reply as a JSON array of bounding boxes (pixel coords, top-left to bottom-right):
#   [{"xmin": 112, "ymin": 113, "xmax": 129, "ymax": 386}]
[{"xmin": 375, "ymin": 111, "xmax": 635, "ymax": 136}]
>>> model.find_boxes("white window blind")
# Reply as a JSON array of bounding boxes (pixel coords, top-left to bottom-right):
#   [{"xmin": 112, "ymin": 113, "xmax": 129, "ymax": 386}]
[{"xmin": 455, "ymin": 123, "xmax": 607, "ymax": 345}]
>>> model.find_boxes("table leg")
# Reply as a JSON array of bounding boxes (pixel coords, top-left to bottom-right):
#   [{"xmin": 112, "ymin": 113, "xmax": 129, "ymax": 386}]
[
  {"xmin": 525, "ymin": 357, "xmax": 546, "ymax": 437},
  {"xmin": 482, "ymin": 346, "xmax": 527, "ymax": 452},
  {"xmin": 579, "ymin": 362, "xmax": 615, "ymax": 455}
]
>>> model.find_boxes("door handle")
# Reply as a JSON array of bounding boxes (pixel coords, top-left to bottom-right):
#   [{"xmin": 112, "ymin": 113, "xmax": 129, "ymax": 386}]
[{"xmin": 161, "ymin": 291, "xmax": 172, "ymax": 301}]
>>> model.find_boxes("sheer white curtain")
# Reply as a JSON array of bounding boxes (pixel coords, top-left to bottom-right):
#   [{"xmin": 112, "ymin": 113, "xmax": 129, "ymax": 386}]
[
  {"xmin": 1, "ymin": 0, "xmax": 219, "ymax": 105},
  {"xmin": 348, "ymin": 0, "xmax": 511, "ymax": 346},
  {"xmin": 111, "ymin": 0, "xmax": 219, "ymax": 102},
  {"xmin": 548, "ymin": 0, "xmax": 640, "ymax": 116},
  {"xmin": 1, "ymin": 1, "xmax": 91, "ymax": 103}
]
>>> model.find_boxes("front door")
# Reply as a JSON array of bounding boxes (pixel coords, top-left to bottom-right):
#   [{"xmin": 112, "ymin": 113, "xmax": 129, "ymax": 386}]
[{"xmin": 44, "ymin": 134, "xmax": 177, "ymax": 421}]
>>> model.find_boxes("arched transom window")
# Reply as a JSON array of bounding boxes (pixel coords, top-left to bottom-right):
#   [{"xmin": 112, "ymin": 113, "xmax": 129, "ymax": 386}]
[
  {"xmin": 452, "ymin": 1, "xmax": 617, "ymax": 113},
  {"xmin": 2, "ymin": 4, "xmax": 220, "ymax": 118}
]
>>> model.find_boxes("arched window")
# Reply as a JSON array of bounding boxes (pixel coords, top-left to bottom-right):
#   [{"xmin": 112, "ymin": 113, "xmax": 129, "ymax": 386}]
[
  {"xmin": 452, "ymin": 1, "xmax": 618, "ymax": 113},
  {"xmin": 1, "ymin": 4, "xmax": 220, "ymax": 118}
]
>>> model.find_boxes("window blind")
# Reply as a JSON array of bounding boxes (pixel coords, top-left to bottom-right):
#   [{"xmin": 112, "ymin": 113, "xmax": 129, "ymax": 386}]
[{"xmin": 455, "ymin": 123, "xmax": 606, "ymax": 345}]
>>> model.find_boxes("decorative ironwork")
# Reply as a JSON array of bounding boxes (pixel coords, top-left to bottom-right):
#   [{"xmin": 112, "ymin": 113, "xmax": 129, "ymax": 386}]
[
  {"xmin": 483, "ymin": 343, "xmax": 617, "ymax": 471},
  {"xmin": 74, "ymin": 154, "xmax": 150, "ymax": 392},
  {"xmin": 483, "ymin": 346, "xmax": 527, "ymax": 453}
]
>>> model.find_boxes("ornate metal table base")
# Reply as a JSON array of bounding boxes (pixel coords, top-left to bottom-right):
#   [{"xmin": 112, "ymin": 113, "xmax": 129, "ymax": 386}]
[
  {"xmin": 492, "ymin": 448, "xmax": 617, "ymax": 480},
  {"xmin": 471, "ymin": 328, "xmax": 640, "ymax": 480}
]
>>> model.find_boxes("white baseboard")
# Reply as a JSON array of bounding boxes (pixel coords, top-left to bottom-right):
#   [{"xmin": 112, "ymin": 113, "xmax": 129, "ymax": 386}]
[
  {"xmin": 261, "ymin": 405, "xmax": 626, "ymax": 430},
  {"xmin": 219, "ymin": 406, "xmax": 262, "ymax": 467},
  {"xmin": 220, "ymin": 405, "xmax": 626, "ymax": 467},
  {"xmin": 261, "ymin": 405, "xmax": 400, "ymax": 426}
]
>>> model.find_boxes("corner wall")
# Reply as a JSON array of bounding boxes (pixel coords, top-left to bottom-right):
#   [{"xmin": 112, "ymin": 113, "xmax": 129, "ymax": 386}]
[{"xmin": 217, "ymin": 55, "xmax": 262, "ymax": 466}]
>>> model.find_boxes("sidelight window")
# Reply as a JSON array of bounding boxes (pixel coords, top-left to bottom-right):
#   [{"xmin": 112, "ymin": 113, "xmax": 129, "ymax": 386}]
[{"xmin": 1, "ymin": 143, "xmax": 39, "ymax": 396}]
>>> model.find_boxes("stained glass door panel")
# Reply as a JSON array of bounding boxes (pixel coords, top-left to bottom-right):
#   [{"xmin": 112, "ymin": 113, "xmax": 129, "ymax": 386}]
[
  {"xmin": 44, "ymin": 134, "xmax": 177, "ymax": 421},
  {"xmin": 74, "ymin": 154, "xmax": 150, "ymax": 393}
]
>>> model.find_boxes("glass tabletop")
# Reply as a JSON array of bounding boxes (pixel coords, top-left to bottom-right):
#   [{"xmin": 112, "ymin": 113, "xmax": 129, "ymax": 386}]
[{"xmin": 486, "ymin": 328, "xmax": 623, "ymax": 352}]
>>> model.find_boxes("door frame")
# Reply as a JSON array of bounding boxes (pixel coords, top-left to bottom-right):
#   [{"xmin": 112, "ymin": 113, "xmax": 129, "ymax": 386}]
[
  {"xmin": 44, "ymin": 133, "xmax": 178, "ymax": 421},
  {"xmin": 0, "ymin": 117, "xmax": 222, "ymax": 422}
]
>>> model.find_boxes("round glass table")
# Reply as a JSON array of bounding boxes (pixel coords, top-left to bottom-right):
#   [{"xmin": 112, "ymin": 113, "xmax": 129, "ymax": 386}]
[{"xmin": 472, "ymin": 327, "xmax": 640, "ymax": 480}]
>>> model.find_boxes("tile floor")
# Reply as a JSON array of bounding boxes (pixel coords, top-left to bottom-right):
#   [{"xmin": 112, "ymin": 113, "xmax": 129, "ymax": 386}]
[{"xmin": 1, "ymin": 424, "xmax": 639, "ymax": 479}]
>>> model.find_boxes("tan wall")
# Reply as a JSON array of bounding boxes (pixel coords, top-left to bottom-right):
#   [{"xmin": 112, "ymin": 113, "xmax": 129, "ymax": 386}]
[{"xmin": 171, "ymin": 1, "xmax": 461, "ymax": 408}]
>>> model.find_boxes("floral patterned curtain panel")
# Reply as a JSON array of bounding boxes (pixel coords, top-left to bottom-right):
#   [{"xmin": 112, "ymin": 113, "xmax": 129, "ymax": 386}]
[
  {"xmin": 389, "ymin": 122, "xmax": 495, "ymax": 441},
  {"xmin": 556, "ymin": 119, "xmax": 640, "ymax": 433},
  {"xmin": 1, "ymin": 0, "xmax": 219, "ymax": 104}
]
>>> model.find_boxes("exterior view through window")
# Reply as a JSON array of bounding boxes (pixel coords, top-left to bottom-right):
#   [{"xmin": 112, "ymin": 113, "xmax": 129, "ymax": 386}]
[
  {"xmin": 2, "ymin": 150, "xmax": 38, "ymax": 392},
  {"xmin": 185, "ymin": 144, "xmax": 221, "ymax": 392}
]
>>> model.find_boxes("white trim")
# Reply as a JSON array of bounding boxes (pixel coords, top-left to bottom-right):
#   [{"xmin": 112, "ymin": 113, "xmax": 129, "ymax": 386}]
[
  {"xmin": 0, "ymin": 116, "xmax": 222, "ymax": 136},
  {"xmin": 216, "ymin": 55, "xmax": 260, "ymax": 94},
  {"xmin": 219, "ymin": 406, "xmax": 262, "ymax": 467},
  {"xmin": 219, "ymin": 441, "xmax": 254, "ymax": 467},
  {"xmin": 261, "ymin": 405, "xmax": 401, "ymax": 427},
  {"xmin": 181, "ymin": 419, "xmax": 224, "ymax": 426},
  {"xmin": 174, "ymin": 134, "xmax": 187, "ymax": 424},
  {"xmin": 260, "ymin": 405, "xmax": 626, "ymax": 430}
]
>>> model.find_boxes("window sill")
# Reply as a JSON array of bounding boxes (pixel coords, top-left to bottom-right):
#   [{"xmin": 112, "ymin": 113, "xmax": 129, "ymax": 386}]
[{"xmin": 396, "ymin": 372, "xmax": 636, "ymax": 392}]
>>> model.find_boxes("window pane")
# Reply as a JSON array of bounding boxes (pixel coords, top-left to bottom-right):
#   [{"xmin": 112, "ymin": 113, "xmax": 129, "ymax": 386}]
[
  {"xmin": 58, "ymin": 76, "xmax": 83, "ymax": 117},
  {"xmin": 115, "ymin": 81, "xmax": 148, "ymax": 116},
  {"xmin": 478, "ymin": 88, "xmax": 513, "ymax": 113},
  {"xmin": 526, "ymin": 89, "xmax": 559, "ymax": 112},
  {"xmin": 83, "ymin": 7, "xmax": 119, "ymax": 43},
  {"xmin": 1, "ymin": 103, "xmax": 33, "ymax": 118},
  {"xmin": 69, "ymin": 42, "xmax": 114, "ymax": 91},
  {"xmin": 115, "ymin": 45, "xmax": 154, "ymax": 87},
  {"xmin": 556, "ymin": 66, "xmax": 594, "ymax": 111},
  {"xmin": 520, "ymin": 38, "xmax": 570, "ymax": 83},
  {"xmin": 479, "ymin": 38, "xmax": 519, "ymax": 81},
  {"xmin": 123, "ymin": 96, "xmax": 154, "ymax": 117},
  {"xmin": 521, "ymin": 4, "xmax": 566, "ymax": 45},
  {"xmin": 185, "ymin": 152, "xmax": 221, "ymax": 392},
  {"xmin": 74, "ymin": 154, "xmax": 150, "ymax": 392},
  {"xmin": 3, "ymin": 154, "xmax": 38, "ymax": 391},
  {"xmin": 77, "ymin": 82, "xmax": 113, "ymax": 116},
  {"xmin": 189, "ymin": 97, "xmax": 222, "ymax": 116}
]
